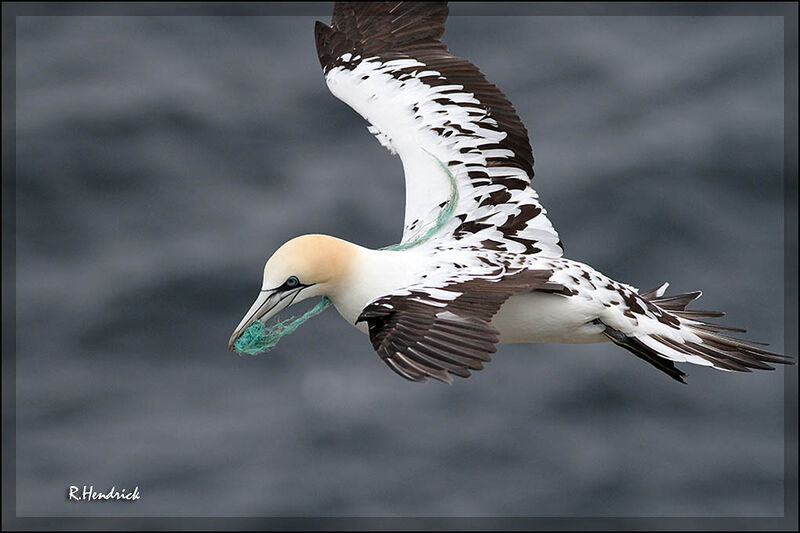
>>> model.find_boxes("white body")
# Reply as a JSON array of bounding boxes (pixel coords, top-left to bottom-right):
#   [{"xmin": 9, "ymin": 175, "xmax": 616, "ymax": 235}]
[
  {"xmin": 493, "ymin": 292, "xmax": 606, "ymax": 344},
  {"xmin": 328, "ymin": 246, "xmax": 607, "ymax": 344}
]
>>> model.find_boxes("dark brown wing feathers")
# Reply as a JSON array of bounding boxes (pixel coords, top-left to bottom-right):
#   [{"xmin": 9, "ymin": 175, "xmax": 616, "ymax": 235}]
[
  {"xmin": 315, "ymin": 1, "xmax": 537, "ymax": 180},
  {"xmin": 357, "ymin": 270, "xmax": 552, "ymax": 384}
]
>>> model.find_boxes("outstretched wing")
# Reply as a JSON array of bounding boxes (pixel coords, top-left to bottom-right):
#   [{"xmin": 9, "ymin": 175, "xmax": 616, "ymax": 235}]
[
  {"xmin": 315, "ymin": 2, "xmax": 563, "ymax": 257},
  {"xmin": 356, "ymin": 269, "xmax": 552, "ymax": 384}
]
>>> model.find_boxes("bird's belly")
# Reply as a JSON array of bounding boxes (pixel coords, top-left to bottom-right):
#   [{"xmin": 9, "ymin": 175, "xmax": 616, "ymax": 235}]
[{"xmin": 492, "ymin": 292, "xmax": 607, "ymax": 344}]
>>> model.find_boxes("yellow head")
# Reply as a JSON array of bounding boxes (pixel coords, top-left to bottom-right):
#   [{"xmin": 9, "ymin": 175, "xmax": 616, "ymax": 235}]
[{"xmin": 228, "ymin": 234, "xmax": 357, "ymax": 349}]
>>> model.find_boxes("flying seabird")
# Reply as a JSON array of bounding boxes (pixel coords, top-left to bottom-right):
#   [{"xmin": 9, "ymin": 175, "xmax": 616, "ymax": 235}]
[{"xmin": 228, "ymin": 2, "xmax": 792, "ymax": 384}]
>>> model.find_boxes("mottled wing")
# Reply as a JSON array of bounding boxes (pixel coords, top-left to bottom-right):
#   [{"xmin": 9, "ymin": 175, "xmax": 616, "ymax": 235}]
[
  {"xmin": 315, "ymin": 2, "xmax": 563, "ymax": 257},
  {"xmin": 356, "ymin": 269, "xmax": 552, "ymax": 383}
]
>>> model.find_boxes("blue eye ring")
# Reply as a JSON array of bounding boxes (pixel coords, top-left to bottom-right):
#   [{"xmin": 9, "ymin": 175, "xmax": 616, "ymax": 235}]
[{"xmin": 285, "ymin": 276, "xmax": 300, "ymax": 289}]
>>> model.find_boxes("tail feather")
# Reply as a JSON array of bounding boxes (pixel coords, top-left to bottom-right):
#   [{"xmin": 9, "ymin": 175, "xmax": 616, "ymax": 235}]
[
  {"xmin": 604, "ymin": 286, "xmax": 794, "ymax": 383},
  {"xmin": 653, "ymin": 333, "xmax": 753, "ymax": 372},
  {"xmin": 639, "ymin": 282, "xmax": 670, "ymax": 299},
  {"xmin": 688, "ymin": 322, "xmax": 748, "ymax": 335},
  {"xmin": 648, "ymin": 290, "xmax": 702, "ymax": 311},
  {"xmin": 677, "ymin": 334, "xmax": 774, "ymax": 371},
  {"xmin": 602, "ymin": 324, "xmax": 689, "ymax": 383},
  {"xmin": 672, "ymin": 309, "xmax": 726, "ymax": 319}
]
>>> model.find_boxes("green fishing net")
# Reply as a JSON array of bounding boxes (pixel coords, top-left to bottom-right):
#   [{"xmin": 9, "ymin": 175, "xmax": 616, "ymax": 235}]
[{"xmin": 233, "ymin": 297, "xmax": 333, "ymax": 355}]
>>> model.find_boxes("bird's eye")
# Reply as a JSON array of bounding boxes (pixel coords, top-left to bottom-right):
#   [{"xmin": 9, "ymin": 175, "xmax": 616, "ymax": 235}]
[{"xmin": 285, "ymin": 276, "xmax": 300, "ymax": 289}]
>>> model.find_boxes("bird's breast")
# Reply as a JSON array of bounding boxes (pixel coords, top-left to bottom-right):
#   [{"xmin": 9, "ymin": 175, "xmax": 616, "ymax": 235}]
[{"xmin": 327, "ymin": 247, "xmax": 428, "ymax": 331}]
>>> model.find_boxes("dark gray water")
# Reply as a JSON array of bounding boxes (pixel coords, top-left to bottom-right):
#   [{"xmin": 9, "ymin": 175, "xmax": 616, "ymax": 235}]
[{"xmin": 13, "ymin": 8, "xmax": 791, "ymax": 519}]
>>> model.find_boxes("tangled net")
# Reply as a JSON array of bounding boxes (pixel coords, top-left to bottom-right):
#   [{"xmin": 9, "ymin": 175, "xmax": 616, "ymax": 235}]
[{"xmin": 233, "ymin": 297, "xmax": 333, "ymax": 355}]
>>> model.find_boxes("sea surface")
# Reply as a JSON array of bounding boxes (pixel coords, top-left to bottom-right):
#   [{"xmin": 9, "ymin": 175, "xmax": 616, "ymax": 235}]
[{"xmin": 12, "ymin": 5, "xmax": 792, "ymax": 521}]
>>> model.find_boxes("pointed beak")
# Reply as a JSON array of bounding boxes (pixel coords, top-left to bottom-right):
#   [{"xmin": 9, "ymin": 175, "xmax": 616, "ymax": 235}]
[
  {"xmin": 228, "ymin": 290, "xmax": 278, "ymax": 351},
  {"xmin": 228, "ymin": 287, "xmax": 306, "ymax": 351}
]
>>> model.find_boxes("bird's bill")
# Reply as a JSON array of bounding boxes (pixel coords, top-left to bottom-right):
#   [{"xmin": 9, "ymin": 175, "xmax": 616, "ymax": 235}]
[{"xmin": 227, "ymin": 288, "xmax": 299, "ymax": 351}]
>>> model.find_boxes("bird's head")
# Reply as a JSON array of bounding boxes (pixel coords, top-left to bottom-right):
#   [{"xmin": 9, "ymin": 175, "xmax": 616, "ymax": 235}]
[{"xmin": 227, "ymin": 234, "xmax": 356, "ymax": 350}]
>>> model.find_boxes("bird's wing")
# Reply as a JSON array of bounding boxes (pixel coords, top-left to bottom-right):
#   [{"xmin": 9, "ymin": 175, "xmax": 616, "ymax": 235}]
[
  {"xmin": 315, "ymin": 2, "xmax": 563, "ymax": 257},
  {"xmin": 356, "ymin": 269, "xmax": 552, "ymax": 383}
]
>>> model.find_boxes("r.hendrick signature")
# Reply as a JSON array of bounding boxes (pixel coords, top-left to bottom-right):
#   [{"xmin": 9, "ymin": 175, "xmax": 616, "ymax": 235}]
[{"xmin": 68, "ymin": 485, "xmax": 140, "ymax": 502}]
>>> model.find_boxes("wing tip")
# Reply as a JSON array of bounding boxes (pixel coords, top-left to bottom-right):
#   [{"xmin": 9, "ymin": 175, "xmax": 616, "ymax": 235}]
[{"xmin": 314, "ymin": 20, "xmax": 336, "ymax": 71}]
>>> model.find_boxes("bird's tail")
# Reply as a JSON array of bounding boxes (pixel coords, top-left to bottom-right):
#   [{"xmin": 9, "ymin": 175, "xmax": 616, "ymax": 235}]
[{"xmin": 602, "ymin": 282, "xmax": 794, "ymax": 383}]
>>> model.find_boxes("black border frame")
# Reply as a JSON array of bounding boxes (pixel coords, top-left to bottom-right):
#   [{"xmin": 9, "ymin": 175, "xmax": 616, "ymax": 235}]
[{"xmin": 2, "ymin": 2, "xmax": 797, "ymax": 530}]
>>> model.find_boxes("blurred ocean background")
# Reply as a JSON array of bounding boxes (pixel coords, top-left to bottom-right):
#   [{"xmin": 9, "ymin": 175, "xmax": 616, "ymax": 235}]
[{"xmin": 12, "ymin": 5, "xmax": 792, "ymax": 520}]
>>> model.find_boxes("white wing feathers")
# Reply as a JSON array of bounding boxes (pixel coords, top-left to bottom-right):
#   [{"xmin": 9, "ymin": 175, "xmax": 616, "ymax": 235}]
[{"xmin": 315, "ymin": 2, "xmax": 563, "ymax": 257}]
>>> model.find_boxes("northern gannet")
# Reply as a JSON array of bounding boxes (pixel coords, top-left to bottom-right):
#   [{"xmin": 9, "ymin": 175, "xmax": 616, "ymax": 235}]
[{"xmin": 228, "ymin": 2, "xmax": 792, "ymax": 384}]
